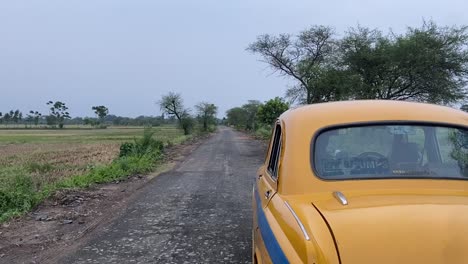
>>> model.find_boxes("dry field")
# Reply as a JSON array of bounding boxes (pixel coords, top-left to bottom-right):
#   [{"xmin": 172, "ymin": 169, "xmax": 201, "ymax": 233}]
[{"xmin": 0, "ymin": 126, "xmax": 186, "ymax": 189}]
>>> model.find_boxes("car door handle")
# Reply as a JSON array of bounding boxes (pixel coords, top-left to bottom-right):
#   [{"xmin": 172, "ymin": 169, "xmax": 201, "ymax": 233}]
[{"xmin": 264, "ymin": 190, "xmax": 271, "ymax": 199}]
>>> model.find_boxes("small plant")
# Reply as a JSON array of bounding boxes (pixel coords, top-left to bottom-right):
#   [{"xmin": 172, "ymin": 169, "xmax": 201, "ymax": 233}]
[
  {"xmin": 207, "ymin": 125, "xmax": 217, "ymax": 133},
  {"xmin": 166, "ymin": 140, "xmax": 174, "ymax": 148}
]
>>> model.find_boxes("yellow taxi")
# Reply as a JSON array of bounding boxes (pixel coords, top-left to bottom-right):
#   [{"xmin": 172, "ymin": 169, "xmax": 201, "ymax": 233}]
[{"xmin": 253, "ymin": 100, "xmax": 468, "ymax": 264}]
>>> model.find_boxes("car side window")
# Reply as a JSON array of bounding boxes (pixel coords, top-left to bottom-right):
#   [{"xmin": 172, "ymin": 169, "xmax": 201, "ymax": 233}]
[{"xmin": 267, "ymin": 124, "xmax": 282, "ymax": 181}]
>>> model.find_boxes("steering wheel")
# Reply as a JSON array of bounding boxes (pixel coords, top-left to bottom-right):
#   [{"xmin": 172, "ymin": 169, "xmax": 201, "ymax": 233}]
[
  {"xmin": 356, "ymin": 152, "xmax": 388, "ymax": 170},
  {"xmin": 357, "ymin": 152, "xmax": 386, "ymax": 160}
]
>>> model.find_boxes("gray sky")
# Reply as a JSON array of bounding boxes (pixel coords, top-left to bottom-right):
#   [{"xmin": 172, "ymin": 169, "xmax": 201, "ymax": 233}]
[{"xmin": 1, "ymin": 0, "xmax": 467, "ymax": 117}]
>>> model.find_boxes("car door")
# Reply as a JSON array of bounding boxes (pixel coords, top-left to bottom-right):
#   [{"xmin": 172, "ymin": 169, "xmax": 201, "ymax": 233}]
[
  {"xmin": 258, "ymin": 123, "xmax": 281, "ymax": 207},
  {"xmin": 254, "ymin": 123, "xmax": 282, "ymax": 263}
]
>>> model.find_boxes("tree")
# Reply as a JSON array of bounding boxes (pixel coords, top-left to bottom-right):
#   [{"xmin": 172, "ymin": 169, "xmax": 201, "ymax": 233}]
[
  {"xmin": 26, "ymin": 110, "xmax": 42, "ymax": 126},
  {"xmin": 226, "ymin": 100, "xmax": 262, "ymax": 130},
  {"xmin": 92, "ymin": 106, "xmax": 109, "ymax": 119},
  {"xmin": 83, "ymin": 117, "xmax": 97, "ymax": 126},
  {"xmin": 226, "ymin": 107, "xmax": 248, "ymax": 129},
  {"xmin": 179, "ymin": 113, "xmax": 195, "ymax": 135},
  {"xmin": 195, "ymin": 102, "xmax": 218, "ymax": 131},
  {"xmin": 92, "ymin": 105, "xmax": 109, "ymax": 127},
  {"xmin": 3, "ymin": 112, "xmax": 11, "ymax": 126},
  {"xmin": 249, "ymin": 22, "xmax": 468, "ymax": 105},
  {"xmin": 247, "ymin": 26, "xmax": 338, "ymax": 104},
  {"xmin": 0, "ymin": 110, "xmax": 20, "ymax": 127},
  {"xmin": 158, "ymin": 92, "xmax": 193, "ymax": 135},
  {"xmin": 27, "ymin": 111, "xmax": 42, "ymax": 127},
  {"xmin": 340, "ymin": 22, "xmax": 468, "ymax": 103},
  {"xmin": 7, "ymin": 110, "xmax": 22, "ymax": 126},
  {"xmin": 242, "ymin": 100, "xmax": 262, "ymax": 130},
  {"xmin": 257, "ymin": 97, "xmax": 289, "ymax": 126},
  {"xmin": 47, "ymin": 101, "xmax": 71, "ymax": 128},
  {"xmin": 8, "ymin": 110, "xmax": 14, "ymax": 124},
  {"xmin": 461, "ymin": 105, "xmax": 468, "ymax": 112}
]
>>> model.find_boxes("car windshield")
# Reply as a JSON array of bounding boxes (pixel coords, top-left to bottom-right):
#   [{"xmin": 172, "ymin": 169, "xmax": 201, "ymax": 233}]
[{"xmin": 313, "ymin": 124, "xmax": 468, "ymax": 180}]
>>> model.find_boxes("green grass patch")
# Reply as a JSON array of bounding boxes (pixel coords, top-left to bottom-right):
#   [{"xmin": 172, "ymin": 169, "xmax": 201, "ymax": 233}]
[
  {"xmin": 0, "ymin": 154, "xmax": 160, "ymax": 222},
  {"xmin": 0, "ymin": 167, "xmax": 39, "ymax": 222},
  {"xmin": 0, "ymin": 125, "xmax": 183, "ymax": 144}
]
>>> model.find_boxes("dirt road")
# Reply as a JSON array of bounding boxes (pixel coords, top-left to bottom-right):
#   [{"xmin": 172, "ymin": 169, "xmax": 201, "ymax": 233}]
[{"xmin": 57, "ymin": 127, "xmax": 265, "ymax": 263}]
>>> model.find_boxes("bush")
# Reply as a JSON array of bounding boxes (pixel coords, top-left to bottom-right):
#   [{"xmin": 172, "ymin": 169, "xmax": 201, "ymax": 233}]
[
  {"xmin": 255, "ymin": 126, "xmax": 272, "ymax": 140},
  {"xmin": 58, "ymin": 152, "xmax": 158, "ymax": 189},
  {"xmin": 180, "ymin": 116, "xmax": 195, "ymax": 135},
  {"xmin": 207, "ymin": 125, "xmax": 217, "ymax": 133},
  {"xmin": 119, "ymin": 128, "xmax": 164, "ymax": 158},
  {"xmin": 119, "ymin": 142, "xmax": 135, "ymax": 157},
  {"xmin": 0, "ymin": 169, "xmax": 39, "ymax": 222}
]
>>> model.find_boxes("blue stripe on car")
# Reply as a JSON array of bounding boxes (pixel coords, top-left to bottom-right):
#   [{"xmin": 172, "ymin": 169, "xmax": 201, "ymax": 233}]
[{"xmin": 255, "ymin": 188, "xmax": 289, "ymax": 264}]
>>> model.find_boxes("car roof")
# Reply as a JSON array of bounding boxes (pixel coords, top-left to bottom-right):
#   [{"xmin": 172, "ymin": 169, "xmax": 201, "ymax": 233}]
[
  {"xmin": 275, "ymin": 100, "xmax": 468, "ymax": 195},
  {"xmin": 280, "ymin": 100, "xmax": 467, "ymax": 130}
]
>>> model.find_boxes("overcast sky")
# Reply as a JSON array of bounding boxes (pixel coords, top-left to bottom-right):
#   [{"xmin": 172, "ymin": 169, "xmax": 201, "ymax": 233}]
[{"xmin": 0, "ymin": 0, "xmax": 467, "ymax": 117}]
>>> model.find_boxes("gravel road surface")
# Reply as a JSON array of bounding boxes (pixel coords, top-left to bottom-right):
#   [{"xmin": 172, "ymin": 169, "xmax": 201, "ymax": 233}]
[{"xmin": 62, "ymin": 127, "xmax": 265, "ymax": 264}]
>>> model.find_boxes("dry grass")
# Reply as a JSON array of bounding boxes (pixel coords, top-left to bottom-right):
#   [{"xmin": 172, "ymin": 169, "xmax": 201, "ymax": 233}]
[
  {"xmin": 0, "ymin": 126, "xmax": 186, "ymax": 187},
  {"xmin": 0, "ymin": 143, "xmax": 120, "ymax": 185},
  {"xmin": 0, "ymin": 125, "xmax": 190, "ymax": 222}
]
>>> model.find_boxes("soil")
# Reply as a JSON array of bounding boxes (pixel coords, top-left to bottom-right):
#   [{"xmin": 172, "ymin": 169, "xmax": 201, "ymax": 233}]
[{"xmin": 0, "ymin": 136, "xmax": 207, "ymax": 264}]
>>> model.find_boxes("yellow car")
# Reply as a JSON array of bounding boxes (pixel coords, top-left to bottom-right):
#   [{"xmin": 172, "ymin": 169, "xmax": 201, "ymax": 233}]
[{"xmin": 252, "ymin": 100, "xmax": 468, "ymax": 264}]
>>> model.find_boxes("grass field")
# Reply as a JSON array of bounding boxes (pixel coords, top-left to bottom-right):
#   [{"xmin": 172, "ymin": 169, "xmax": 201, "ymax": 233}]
[
  {"xmin": 0, "ymin": 126, "xmax": 185, "ymax": 144},
  {"xmin": 0, "ymin": 125, "xmax": 188, "ymax": 221},
  {"xmin": 0, "ymin": 126, "xmax": 187, "ymax": 181}
]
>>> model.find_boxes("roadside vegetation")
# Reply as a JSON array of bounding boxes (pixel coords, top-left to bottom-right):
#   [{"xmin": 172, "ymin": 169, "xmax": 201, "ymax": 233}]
[
  {"xmin": 226, "ymin": 97, "xmax": 289, "ymax": 139},
  {"xmin": 0, "ymin": 93, "xmax": 219, "ymax": 222},
  {"xmin": 0, "ymin": 126, "xmax": 188, "ymax": 222},
  {"xmin": 158, "ymin": 92, "xmax": 218, "ymax": 134}
]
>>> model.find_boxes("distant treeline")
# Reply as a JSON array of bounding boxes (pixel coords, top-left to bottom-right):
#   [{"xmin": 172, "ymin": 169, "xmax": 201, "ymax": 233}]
[
  {"xmin": 1, "ymin": 97, "xmax": 219, "ymax": 132},
  {"xmin": 71, "ymin": 115, "xmax": 176, "ymax": 126},
  {"xmin": 0, "ymin": 112, "xmax": 176, "ymax": 127}
]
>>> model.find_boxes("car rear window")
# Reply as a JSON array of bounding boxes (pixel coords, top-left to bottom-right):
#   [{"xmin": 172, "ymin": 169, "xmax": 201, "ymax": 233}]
[{"xmin": 313, "ymin": 124, "xmax": 468, "ymax": 180}]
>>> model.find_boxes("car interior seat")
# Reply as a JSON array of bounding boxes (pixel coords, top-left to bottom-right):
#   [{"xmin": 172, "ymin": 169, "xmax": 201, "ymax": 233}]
[{"xmin": 390, "ymin": 136, "xmax": 420, "ymax": 168}]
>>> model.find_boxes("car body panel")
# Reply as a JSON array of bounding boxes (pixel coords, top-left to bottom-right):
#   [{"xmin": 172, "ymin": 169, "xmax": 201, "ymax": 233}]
[
  {"xmin": 314, "ymin": 190, "xmax": 468, "ymax": 264},
  {"xmin": 257, "ymin": 165, "xmax": 276, "ymax": 208},
  {"xmin": 253, "ymin": 188, "xmax": 289, "ymax": 263},
  {"xmin": 252, "ymin": 100, "xmax": 468, "ymax": 264}
]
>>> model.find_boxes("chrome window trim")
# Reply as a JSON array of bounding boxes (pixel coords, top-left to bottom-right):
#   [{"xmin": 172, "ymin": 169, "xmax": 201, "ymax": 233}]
[{"xmin": 284, "ymin": 201, "xmax": 310, "ymax": 241}]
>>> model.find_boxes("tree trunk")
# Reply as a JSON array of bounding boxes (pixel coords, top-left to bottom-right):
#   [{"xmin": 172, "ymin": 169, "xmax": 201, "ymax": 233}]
[{"xmin": 306, "ymin": 86, "xmax": 313, "ymax": 104}]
